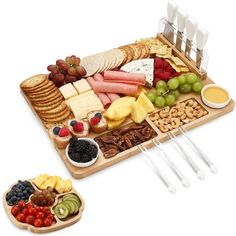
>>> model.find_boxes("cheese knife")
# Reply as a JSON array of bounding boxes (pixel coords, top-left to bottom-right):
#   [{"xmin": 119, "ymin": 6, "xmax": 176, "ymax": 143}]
[
  {"xmin": 196, "ymin": 26, "xmax": 209, "ymax": 68},
  {"xmin": 163, "ymin": 1, "xmax": 178, "ymax": 44},
  {"xmin": 176, "ymin": 9, "xmax": 188, "ymax": 51},
  {"xmin": 185, "ymin": 17, "xmax": 198, "ymax": 60}
]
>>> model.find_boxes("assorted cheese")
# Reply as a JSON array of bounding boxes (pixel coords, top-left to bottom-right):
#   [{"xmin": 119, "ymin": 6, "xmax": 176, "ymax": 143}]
[
  {"xmin": 59, "ymin": 83, "xmax": 78, "ymax": 100},
  {"xmin": 73, "ymin": 79, "xmax": 92, "ymax": 94}
]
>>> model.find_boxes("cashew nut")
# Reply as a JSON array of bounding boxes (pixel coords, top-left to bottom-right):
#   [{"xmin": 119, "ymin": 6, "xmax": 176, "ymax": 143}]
[
  {"xmin": 169, "ymin": 107, "xmax": 178, "ymax": 117},
  {"xmin": 196, "ymin": 109, "xmax": 204, "ymax": 118},
  {"xmin": 159, "ymin": 106, "xmax": 170, "ymax": 118},
  {"xmin": 171, "ymin": 118, "xmax": 181, "ymax": 129},
  {"xmin": 159, "ymin": 121, "xmax": 169, "ymax": 133},
  {"xmin": 150, "ymin": 112, "xmax": 159, "ymax": 121},
  {"xmin": 185, "ymin": 107, "xmax": 194, "ymax": 119}
]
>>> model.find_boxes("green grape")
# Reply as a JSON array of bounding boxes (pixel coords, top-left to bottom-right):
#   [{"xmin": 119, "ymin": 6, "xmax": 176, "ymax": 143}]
[
  {"xmin": 156, "ymin": 80, "xmax": 167, "ymax": 89},
  {"xmin": 167, "ymin": 78, "xmax": 179, "ymax": 90},
  {"xmin": 179, "ymin": 84, "xmax": 192, "ymax": 93},
  {"xmin": 186, "ymin": 73, "xmax": 199, "ymax": 84},
  {"xmin": 177, "ymin": 75, "xmax": 186, "ymax": 85},
  {"xmin": 165, "ymin": 94, "xmax": 176, "ymax": 106},
  {"xmin": 146, "ymin": 91, "xmax": 156, "ymax": 103},
  {"xmin": 156, "ymin": 87, "xmax": 166, "ymax": 96},
  {"xmin": 169, "ymin": 90, "xmax": 180, "ymax": 99},
  {"xmin": 192, "ymin": 81, "xmax": 204, "ymax": 93},
  {"xmin": 155, "ymin": 96, "xmax": 166, "ymax": 108}
]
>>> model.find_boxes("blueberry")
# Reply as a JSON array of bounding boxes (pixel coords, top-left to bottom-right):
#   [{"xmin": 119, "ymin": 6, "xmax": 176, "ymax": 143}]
[
  {"xmin": 11, "ymin": 196, "xmax": 17, "ymax": 203},
  {"xmin": 70, "ymin": 120, "xmax": 77, "ymax": 127},
  {"xmin": 24, "ymin": 193, "xmax": 29, "ymax": 199},
  {"xmin": 17, "ymin": 192, "xmax": 23, "ymax": 197},
  {"xmin": 95, "ymin": 113, "xmax": 102, "ymax": 119},
  {"xmin": 53, "ymin": 126, "xmax": 61, "ymax": 135}
]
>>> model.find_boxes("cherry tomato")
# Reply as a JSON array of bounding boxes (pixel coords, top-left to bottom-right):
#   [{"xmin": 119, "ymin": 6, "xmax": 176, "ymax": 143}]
[
  {"xmin": 42, "ymin": 207, "xmax": 51, "ymax": 215},
  {"xmin": 16, "ymin": 213, "xmax": 26, "ymax": 223},
  {"xmin": 26, "ymin": 203, "xmax": 33, "ymax": 209},
  {"xmin": 28, "ymin": 207, "xmax": 37, "ymax": 216},
  {"xmin": 44, "ymin": 218, "xmax": 53, "ymax": 227},
  {"xmin": 22, "ymin": 208, "xmax": 29, "ymax": 215},
  {"xmin": 36, "ymin": 212, "xmax": 45, "ymax": 219},
  {"xmin": 34, "ymin": 218, "xmax": 43, "ymax": 227},
  {"xmin": 11, "ymin": 206, "xmax": 19, "ymax": 216},
  {"xmin": 46, "ymin": 214, "xmax": 55, "ymax": 221},
  {"xmin": 18, "ymin": 200, "xmax": 26, "ymax": 209},
  {"xmin": 25, "ymin": 215, "xmax": 35, "ymax": 225}
]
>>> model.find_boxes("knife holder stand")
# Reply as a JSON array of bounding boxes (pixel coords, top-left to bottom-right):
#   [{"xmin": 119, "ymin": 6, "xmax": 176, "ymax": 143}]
[{"xmin": 157, "ymin": 18, "xmax": 208, "ymax": 80}]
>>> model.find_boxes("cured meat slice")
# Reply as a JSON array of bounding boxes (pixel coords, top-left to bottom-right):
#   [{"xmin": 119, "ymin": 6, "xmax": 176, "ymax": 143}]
[
  {"xmin": 87, "ymin": 77, "xmax": 138, "ymax": 95},
  {"xmin": 103, "ymin": 70, "xmax": 146, "ymax": 86},
  {"xmin": 93, "ymin": 73, "xmax": 120, "ymax": 101}
]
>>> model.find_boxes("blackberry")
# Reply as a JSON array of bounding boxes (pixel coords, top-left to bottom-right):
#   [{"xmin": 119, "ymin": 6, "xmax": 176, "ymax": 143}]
[
  {"xmin": 70, "ymin": 152, "xmax": 81, "ymax": 162},
  {"xmin": 87, "ymin": 144, "xmax": 98, "ymax": 159},
  {"xmin": 74, "ymin": 140, "xmax": 88, "ymax": 152},
  {"xmin": 80, "ymin": 153, "xmax": 92, "ymax": 163}
]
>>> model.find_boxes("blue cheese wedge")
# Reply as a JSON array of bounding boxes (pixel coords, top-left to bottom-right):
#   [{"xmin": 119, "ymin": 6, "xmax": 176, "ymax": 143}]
[{"xmin": 121, "ymin": 59, "xmax": 154, "ymax": 88}]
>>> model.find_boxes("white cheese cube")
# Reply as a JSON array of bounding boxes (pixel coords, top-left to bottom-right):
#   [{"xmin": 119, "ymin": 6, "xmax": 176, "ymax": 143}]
[{"xmin": 59, "ymin": 83, "xmax": 78, "ymax": 100}]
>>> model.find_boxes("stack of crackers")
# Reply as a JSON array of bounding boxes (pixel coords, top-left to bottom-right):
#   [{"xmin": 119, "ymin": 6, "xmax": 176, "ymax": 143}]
[
  {"xmin": 136, "ymin": 37, "xmax": 189, "ymax": 73},
  {"xmin": 118, "ymin": 42, "xmax": 150, "ymax": 65},
  {"xmin": 20, "ymin": 74, "xmax": 72, "ymax": 128}
]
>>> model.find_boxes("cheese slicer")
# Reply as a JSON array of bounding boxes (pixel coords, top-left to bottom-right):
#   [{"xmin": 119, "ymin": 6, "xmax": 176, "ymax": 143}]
[{"xmin": 176, "ymin": 9, "xmax": 188, "ymax": 51}]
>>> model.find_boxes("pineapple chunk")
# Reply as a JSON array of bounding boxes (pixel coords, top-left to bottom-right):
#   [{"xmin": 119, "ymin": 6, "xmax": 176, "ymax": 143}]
[
  {"xmin": 107, "ymin": 118, "xmax": 125, "ymax": 130},
  {"xmin": 32, "ymin": 174, "xmax": 49, "ymax": 189},
  {"xmin": 40, "ymin": 176, "xmax": 60, "ymax": 189},
  {"xmin": 63, "ymin": 179, "xmax": 72, "ymax": 193},
  {"xmin": 131, "ymin": 102, "xmax": 147, "ymax": 123},
  {"xmin": 136, "ymin": 92, "xmax": 155, "ymax": 113},
  {"xmin": 55, "ymin": 179, "xmax": 66, "ymax": 194}
]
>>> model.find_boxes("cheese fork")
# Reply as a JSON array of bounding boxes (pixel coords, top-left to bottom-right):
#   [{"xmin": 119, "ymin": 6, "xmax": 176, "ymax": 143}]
[
  {"xmin": 152, "ymin": 139, "xmax": 190, "ymax": 188},
  {"xmin": 168, "ymin": 132, "xmax": 205, "ymax": 180},
  {"xmin": 179, "ymin": 127, "xmax": 217, "ymax": 173},
  {"xmin": 139, "ymin": 144, "xmax": 176, "ymax": 194}
]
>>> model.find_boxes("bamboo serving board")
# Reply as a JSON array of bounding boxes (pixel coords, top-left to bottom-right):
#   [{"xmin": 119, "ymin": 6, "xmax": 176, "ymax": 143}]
[
  {"xmin": 20, "ymin": 34, "xmax": 235, "ymax": 179},
  {"xmin": 3, "ymin": 179, "xmax": 85, "ymax": 233}
]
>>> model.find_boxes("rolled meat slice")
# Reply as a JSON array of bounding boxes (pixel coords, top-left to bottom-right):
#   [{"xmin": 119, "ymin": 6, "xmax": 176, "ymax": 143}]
[
  {"xmin": 86, "ymin": 77, "xmax": 111, "ymax": 108},
  {"xmin": 103, "ymin": 70, "xmax": 146, "ymax": 86},
  {"xmin": 87, "ymin": 77, "xmax": 138, "ymax": 95},
  {"xmin": 93, "ymin": 73, "xmax": 120, "ymax": 102}
]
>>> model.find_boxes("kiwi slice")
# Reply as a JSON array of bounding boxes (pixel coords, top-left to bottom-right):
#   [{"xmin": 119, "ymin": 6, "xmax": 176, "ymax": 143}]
[
  {"xmin": 63, "ymin": 194, "xmax": 80, "ymax": 203},
  {"xmin": 67, "ymin": 199, "xmax": 80, "ymax": 214},
  {"xmin": 54, "ymin": 203, "xmax": 69, "ymax": 220},
  {"xmin": 63, "ymin": 200, "xmax": 76, "ymax": 215}
]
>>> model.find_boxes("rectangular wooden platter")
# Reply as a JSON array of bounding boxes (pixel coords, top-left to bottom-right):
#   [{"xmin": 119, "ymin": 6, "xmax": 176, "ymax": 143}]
[
  {"xmin": 21, "ymin": 34, "xmax": 235, "ymax": 179},
  {"xmin": 21, "ymin": 78, "xmax": 235, "ymax": 179}
]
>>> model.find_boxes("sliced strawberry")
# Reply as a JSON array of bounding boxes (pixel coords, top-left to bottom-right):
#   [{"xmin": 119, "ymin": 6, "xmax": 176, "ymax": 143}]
[
  {"xmin": 73, "ymin": 122, "xmax": 84, "ymax": 132},
  {"xmin": 58, "ymin": 127, "xmax": 70, "ymax": 137}
]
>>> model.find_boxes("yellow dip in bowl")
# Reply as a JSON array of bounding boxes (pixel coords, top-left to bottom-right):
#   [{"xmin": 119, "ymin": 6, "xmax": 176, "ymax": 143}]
[{"xmin": 201, "ymin": 84, "xmax": 230, "ymax": 108}]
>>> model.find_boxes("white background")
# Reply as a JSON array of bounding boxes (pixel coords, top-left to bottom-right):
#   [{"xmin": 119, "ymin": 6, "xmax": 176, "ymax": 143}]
[{"xmin": 0, "ymin": 0, "xmax": 236, "ymax": 235}]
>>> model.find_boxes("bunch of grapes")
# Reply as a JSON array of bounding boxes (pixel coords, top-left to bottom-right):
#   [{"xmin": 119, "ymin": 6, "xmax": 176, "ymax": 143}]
[
  {"xmin": 147, "ymin": 73, "xmax": 204, "ymax": 108},
  {"xmin": 47, "ymin": 55, "xmax": 86, "ymax": 87}
]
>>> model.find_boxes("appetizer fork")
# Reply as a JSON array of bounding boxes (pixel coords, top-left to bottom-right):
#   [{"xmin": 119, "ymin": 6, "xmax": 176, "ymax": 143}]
[
  {"xmin": 168, "ymin": 132, "xmax": 205, "ymax": 180},
  {"xmin": 152, "ymin": 139, "xmax": 190, "ymax": 188},
  {"xmin": 179, "ymin": 127, "xmax": 217, "ymax": 173},
  {"xmin": 139, "ymin": 144, "xmax": 176, "ymax": 194}
]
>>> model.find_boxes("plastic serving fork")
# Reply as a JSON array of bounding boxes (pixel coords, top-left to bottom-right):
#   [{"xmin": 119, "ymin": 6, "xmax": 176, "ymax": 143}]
[
  {"xmin": 179, "ymin": 127, "xmax": 217, "ymax": 173},
  {"xmin": 139, "ymin": 144, "xmax": 176, "ymax": 194},
  {"xmin": 152, "ymin": 139, "xmax": 190, "ymax": 188},
  {"xmin": 168, "ymin": 132, "xmax": 205, "ymax": 180}
]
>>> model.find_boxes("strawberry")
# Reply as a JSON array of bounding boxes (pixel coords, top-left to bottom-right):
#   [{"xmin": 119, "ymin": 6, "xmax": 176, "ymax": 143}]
[
  {"xmin": 165, "ymin": 66, "xmax": 174, "ymax": 73},
  {"xmin": 73, "ymin": 122, "xmax": 84, "ymax": 132},
  {"xmin": 90, "ymin": 116, "xmax": 100, "ymax": 126},
  {"xmin": 58, "ymin": 127, "xmax": 70, "ymax": 137}
]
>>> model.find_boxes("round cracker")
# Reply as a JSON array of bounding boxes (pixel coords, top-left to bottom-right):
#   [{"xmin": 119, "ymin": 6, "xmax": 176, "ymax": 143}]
[
  {"xmin": 25, "ymin": 82, "xmax": 55, "ymax": 95},
  {"xmin": 38, "ymin": 102, "xmax": 68, "ymax": 115},
  {"xmin": 39, "ymin": 106, "xmax": 69, "ymax": 119},
  {"xmin": 128, "ymin": 44, "xmax": 142, "ymax": 60},
  {"xmin": 34, "ymin": 100, "xmax": 63, "ymax": 112},
  {"xmin": 41, "ymin": 109, "xmax": 71, "ymax": 123},
  {"xmin": 21, "ymin": 74, "xmax": 48, "ymax": 90},
  {"xmin": 32, "ymin": 95, "xmax": 63, "ymax": 107},
  {"xmin": 27, "ymin": 86, "xmax": 58, "ymax": 99},
  {"xmin": 80, "ymin": 57, "xmax": 100, "ymax": 77},
  {"xmin": 30, "ymin": 90, "xmax": 62, "ymax": 103}
]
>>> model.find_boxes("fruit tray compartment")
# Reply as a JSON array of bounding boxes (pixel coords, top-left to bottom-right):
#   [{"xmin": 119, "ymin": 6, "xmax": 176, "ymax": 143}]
[{"xmin": 3, "ymin": 179, "xmax": 84, "ymax": 234}]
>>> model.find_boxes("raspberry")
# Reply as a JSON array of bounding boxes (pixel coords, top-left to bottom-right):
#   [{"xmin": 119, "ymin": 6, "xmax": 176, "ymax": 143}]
[
  {"xmin": 159, "ymin": 72, "xmax": 171, "ymax": 80},
  {"xmin": 90, "ymin": 116, "xmax": 100, "ymax": 126},
  {"xmin": 73, "ymin": 122, "xmax": 84, "ymax": 132},
  {"xmin": 165, "ymin": 66, "xmax": 174, "ymax": 73},
  {"xmin": 58, "ymin": 127, "xmax": 70, "ymax": 137},
  {"xmin": 171, "ymin": 72, "xmax": 181, "ymax": 78},
  {"xmin": 162, "ymin": 60, "xmax": 170, "ymax": 69}
]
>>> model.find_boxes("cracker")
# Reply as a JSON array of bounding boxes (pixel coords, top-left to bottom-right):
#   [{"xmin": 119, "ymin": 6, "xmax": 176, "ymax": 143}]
[
  {"xmin": 38, "ymin": 102, "xmax": 68, "ymax": 115},
  {"xmin": 21, "ymin": 74, "xmax": 48, "ymax": 90},
  {"xmin": 34, "ymin": 100, "xmax": 63, "ymax": 112},
  {"xmin": 39, "ymin": 106, "xmax": 69, "ymax": 119},
  {"xmin": 32, "ymin": 95, "xmax": 63, "ymax": 107},
  {"xmin": 41, "ymin": 109, "xmax": 71, "ymax": 123},
  {"xmin": 30, "ymin": 90, "xmax": 62, "ymax": 103},
  {"xmin": 27, "ymin": 87, "xmax": 58, "ymax": 99},
  {"xmin": 170, "ymin": 56, "xmax": 186, "ymax": 67},
  {"xmin": 80, "ymin": 57, "xmax": 100, "ymax": 77}
]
